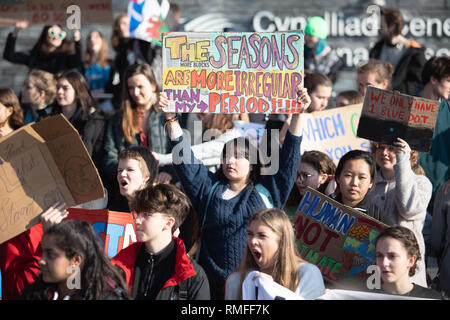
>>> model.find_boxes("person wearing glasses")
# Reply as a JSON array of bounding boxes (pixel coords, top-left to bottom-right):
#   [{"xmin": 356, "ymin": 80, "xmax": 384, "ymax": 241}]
[
  {"xmin": 112, "ymin": 183, "xmax": 210, "ymax": 300},
  {"xmin": 284, "ymin": 150, "xmax": 336, "ymax": 218},
  {"xmin": 3, "ymin": 21, "xmax": 82, "ymax": 74}
]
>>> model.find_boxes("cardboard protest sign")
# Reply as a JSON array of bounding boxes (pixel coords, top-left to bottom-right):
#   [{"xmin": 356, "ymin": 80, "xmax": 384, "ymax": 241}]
[
  {"xmin": 128, "ymin": 0, "xmax": 170, "ymax": 45},
  {"xmin": 0, "ymin": 114, "xmax": 105, "ymax": 244},
  {"xmin": 293, "ymin": 187, "xmax": 388, "ymax": 286},
  {"xmin": 0, "ymin": 0, "xmax": 112, "ymax": 26},
  {"xmin": 300, "ymin": 103, "xmax": 371, "ymax": 163},
  {"xmin": 357, "ymin": 86, "xmax": 440, "ymax": 152},
  {"xmin": 66, "ymin": 208, "xmax": 136, "ymax": 258},
  {"xmin": 162, "ymin": 31, "xmax": 304, "ymax": 114}
]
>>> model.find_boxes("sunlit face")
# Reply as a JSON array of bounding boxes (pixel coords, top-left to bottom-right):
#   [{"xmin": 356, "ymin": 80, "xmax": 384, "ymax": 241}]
[
  {"xmin": 133, "ymin": 211, "xmax": 172, "ymax": 243},
  {"xmin": 376, "ymin": 237, "xmax": 416, "ymax": 285},
  {"xmin": 309, "ymin": 85, "xmax": 332, "ymax": 112},
  {"xmin": 375, "ymin": 144, "xmax": 397, "ymax": 172},
  {"xmin": 39, "ymin": 235, "xmax": 79, "ymax": 285},
  {"xmin": 432, "ymin": 76, "xmax": 450, "ymax": 100},
  {"xmin": 222, "ymin": 147, "xmax": 252, "ymax": 185},
  {"xmin": 336, "ymin": 159, "xmax": 373, "ymax": 207},
  {"xmin": 295, "ymin": 162, "xmax": 327, "ymax": 196},
  {"xmin": 247, "ymin": 219, "xmax": 280, "ymax": 273},
  {"xmin": 87, "ymin": 31, "xmax": 103, "ymax": 54},
  {"xmin": 119, "ymin": 16, "xmax": 130, "ymax": 38},
  {"xmin": 358, "ymin": 71, "xmax": 388, "ymax": 97},
  {"xmin": 56, "ymin": 78, "xmax": 76, "ymax": 107},
  {"xmin": 46, "ymin": 25, "xmax": 65, "ymax": 48},
  {"xmin": 21, "ymin": 76, "xmax": 44, "ymax": 106},
  {"xmin": 0, "ymin": 102, "xmax": 13, "ymax": 126},
  {"xmin": 127, "ymin": 74, "xmax": 157, "ymax": 108},
  {"xmin": 117, "ymin": 158, "xmax": 149, "ymax": 200}
]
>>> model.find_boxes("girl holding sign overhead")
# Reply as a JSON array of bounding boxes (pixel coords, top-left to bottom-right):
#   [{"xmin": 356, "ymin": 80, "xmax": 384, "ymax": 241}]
[
  {"xmin": 158, "ymin": 88, "xmax": 311, "ymax": 299},
  {"xmin": 369, "ymin": 138, "xmax": 431, "ymax": 287}
]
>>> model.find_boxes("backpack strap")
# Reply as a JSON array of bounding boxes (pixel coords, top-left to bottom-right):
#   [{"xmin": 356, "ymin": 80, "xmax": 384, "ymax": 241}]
[{"xmin": 255, "ymin": 184, "xmax": 274, "ymax": 209}]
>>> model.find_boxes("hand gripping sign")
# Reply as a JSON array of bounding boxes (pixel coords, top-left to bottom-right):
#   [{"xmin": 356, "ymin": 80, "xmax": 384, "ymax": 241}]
[{"xmin": 293, "ymin": 187, "xmax": 388, "ymax": 288}]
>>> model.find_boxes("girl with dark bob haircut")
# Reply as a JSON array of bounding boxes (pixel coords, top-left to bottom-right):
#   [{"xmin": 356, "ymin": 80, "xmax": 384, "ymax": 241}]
[{"xmin": 334, "ymin": 150, "xmax": 393, "ymax": 225}]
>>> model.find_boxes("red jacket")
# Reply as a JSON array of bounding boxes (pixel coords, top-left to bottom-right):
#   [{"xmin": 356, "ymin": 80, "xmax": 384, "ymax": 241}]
[
  {"xmin": 0, "ymin": 223, "xmax": 43, "ymax": 300},
  {"xmin": 111, "ymin": 236, "xmax": 210, "ymax": 299}
]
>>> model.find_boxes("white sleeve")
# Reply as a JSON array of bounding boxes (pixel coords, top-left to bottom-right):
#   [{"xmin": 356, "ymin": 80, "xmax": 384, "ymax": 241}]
[{"xmin": 296, "ymin": 263, "xmax": 326, "ymax": 300}]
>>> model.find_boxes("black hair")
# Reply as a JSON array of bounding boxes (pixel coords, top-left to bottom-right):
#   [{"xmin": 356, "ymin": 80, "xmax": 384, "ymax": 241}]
[{"xmin": 20, "ymin": 220, "xmax": 129, "ymax": 300}]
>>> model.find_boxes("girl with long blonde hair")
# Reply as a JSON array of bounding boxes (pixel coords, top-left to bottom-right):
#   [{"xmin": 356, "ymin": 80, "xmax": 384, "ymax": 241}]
[{"xmin": 225, "ymin": 208, "xmax": 325, "ymax": 300}]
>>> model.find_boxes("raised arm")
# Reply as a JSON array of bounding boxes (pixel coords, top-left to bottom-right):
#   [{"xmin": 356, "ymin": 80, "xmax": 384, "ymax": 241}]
[
  {"xmin": 3, "ymin": 21, "xmax": 31, "ymax": 65},
  {"xmin": 66, "ymin": 29, "xmax": 83, "ymax": 70},
  {"xmin": 259, "ymin": 88, "xmax": 310, "ymax": 207},
  {"xmin": 393, "ymin": 138, "xmax": 432, "ymax": 220},
  {"xmin": 289, "ymin": 88, "xmax": 311, "ymax": 136},
  {"xmin": 157, "ymin": 92, "xmax": 216, "ymax": 211}
]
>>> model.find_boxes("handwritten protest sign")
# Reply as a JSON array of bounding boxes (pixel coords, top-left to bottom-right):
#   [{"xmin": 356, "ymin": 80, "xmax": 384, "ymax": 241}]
[
  {"xmin": 128, "ymin": 0, "xmax": 170, "ymax": 45},
  {"xmin": 0, "ymin": 115, "xmax": 104, "ymax": 244},
  {"xmin": 300, "ymin": 103, "xmax": 371, "ymax": 163},
  {"xmin": 0, "ymin": 0, "xmax": 112, "ymax": 26},
  {"xmin": 293, "ymin": 187, "xmax": 388, "ymax": 286},
  {"xmin": 66, "ymin": 208, "xmax": 136, "ymax": 257},
  {"xmin": 357, "ymin": 86, "xmax": 440, "ymax": 152},
  {"xmin": 162, "ymin": 31, "xmax": 304, "ymax": 114}
]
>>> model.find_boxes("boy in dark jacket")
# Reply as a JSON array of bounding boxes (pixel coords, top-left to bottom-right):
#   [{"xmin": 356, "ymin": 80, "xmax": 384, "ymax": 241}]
[{"xmin": 111, "ymin": 184, "xmax": 210, "ymax": 300}]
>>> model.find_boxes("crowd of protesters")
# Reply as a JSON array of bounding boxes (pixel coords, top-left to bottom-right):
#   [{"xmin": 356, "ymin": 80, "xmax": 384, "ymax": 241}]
[{"xmin": 0, "ymin": 6, "xmax": 449, "ymax": 301}]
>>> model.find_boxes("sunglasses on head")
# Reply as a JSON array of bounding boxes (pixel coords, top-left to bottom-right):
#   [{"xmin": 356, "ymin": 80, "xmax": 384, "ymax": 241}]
[{"xmin": 48, "ymin": 27, "xmax": 66, "ymax": 40}]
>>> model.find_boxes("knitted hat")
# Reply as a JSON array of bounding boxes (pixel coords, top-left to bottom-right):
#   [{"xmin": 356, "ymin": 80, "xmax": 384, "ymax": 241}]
[{"xmin": 305, "ymin": 16, "xmax": 328, "ymax": 40}]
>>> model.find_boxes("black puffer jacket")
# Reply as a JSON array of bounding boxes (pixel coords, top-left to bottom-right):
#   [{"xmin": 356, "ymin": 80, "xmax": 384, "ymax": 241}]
[
  {"xmin": 3, "ymin": 33, "xmax": 82, "ymax": 74},
  {"xmin": 370, "ymin": 40, "xmax": 427, "ymax": 96}
]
